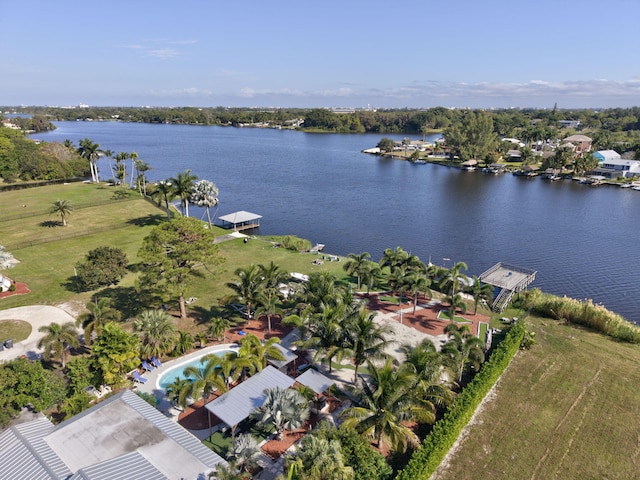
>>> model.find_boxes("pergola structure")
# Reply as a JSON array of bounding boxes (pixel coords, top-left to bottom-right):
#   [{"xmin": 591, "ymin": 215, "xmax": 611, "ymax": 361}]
[
  {"xmin": 479, "ymin": 262, "xmax": 537, "ymax": 312},
  {"xmin": 217, "ymin": 211, "xmax": 262, "ymax": 231}
]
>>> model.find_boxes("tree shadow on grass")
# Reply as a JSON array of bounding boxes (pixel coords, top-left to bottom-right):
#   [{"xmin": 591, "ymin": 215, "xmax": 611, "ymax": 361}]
[
  {"xmin": 95, "ymin": 286, "xmax": 146, "ymax": 320},
  {"xmin": 39, "ymin": 220, "xmax": 61, "ymax": 228},
  {"xmin": 126, "ymin": 214, "xmax": 166, "ymax": 228},
  {"xmin": 190, "ymin": 305, "xmax": 244, "ymax": 328}
]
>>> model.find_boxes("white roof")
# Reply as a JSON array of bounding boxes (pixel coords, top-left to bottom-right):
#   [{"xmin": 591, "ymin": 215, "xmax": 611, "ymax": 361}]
[
  {"xmin": 295, "ymin": 368, "xmax": 335, "ymax": 394},
  {"xmin": 205, "ymin": 365, "xmax": 295, "ymax": 427},
  {"xmin": 268, "ymin": 343, "xmax": 298, "ymax": 369},
  {"xmin": 218, "ymin": 211, "xmax": 261, "ymax": 224}
]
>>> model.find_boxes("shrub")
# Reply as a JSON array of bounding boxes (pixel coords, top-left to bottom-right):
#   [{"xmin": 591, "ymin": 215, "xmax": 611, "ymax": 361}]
[
  {"xmin": 75, "ymin": 246, "xmax": 128, "ymax": 291},
  {"xmin": 396, "ymin": 321, "xmax": 525, "ymax": 480}
]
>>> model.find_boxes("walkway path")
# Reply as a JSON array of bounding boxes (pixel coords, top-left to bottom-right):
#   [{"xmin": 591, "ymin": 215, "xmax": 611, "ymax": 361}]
[{"xmin": 0, "ymin": 305, "xmax": 79, "ymax": 363}]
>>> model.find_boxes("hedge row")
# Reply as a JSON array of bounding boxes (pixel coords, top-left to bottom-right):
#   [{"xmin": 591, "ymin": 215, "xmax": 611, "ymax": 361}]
[
  {"xmin": 396, "ymin": 321, "xmax": 526, "ymax": 480},
  {"xmin": 519, "ymin": 288, "xmax": 640, "ymax": 344}
]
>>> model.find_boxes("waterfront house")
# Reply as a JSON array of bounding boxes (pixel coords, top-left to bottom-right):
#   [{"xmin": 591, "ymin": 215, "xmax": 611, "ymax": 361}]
[
  {"xmin": 563, "ymin": 134, "xmax": 592, "ymax": 153},
  {"xmin": 591, "ymin": 158, "xmax": 640, "ymax": 179},
  {"xmin": 593, "ymin": 149, "xmax": 621, "ymax": 163},
  {"xmin": 506, "ymin": 149, "xmax": 522, "ymax": 162}
]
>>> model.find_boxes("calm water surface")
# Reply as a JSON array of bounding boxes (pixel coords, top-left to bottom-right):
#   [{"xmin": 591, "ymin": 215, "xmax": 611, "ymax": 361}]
[{"xmin": 33, "ymin": 122, "xmax": 640, "ymax": 323}]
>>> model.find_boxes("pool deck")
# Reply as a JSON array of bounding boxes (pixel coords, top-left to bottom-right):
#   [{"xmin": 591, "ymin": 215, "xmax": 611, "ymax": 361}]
[{"xmin": 133, "ymin": 343, "xmax": 239, "ymax": 416}]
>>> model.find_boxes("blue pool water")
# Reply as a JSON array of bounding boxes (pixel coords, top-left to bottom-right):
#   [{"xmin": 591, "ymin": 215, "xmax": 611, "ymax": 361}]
[{"xmin": 157, "ymin": 347, "xmax": 237, "ymax": 390}]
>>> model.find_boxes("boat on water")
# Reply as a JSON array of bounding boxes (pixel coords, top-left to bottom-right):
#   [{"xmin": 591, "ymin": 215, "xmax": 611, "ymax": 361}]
[
  {"xmin": 619, "ymin": 184, "xmax": 632, "ymax": 188},
  {"xmin": 632, "ymin": 186, "xmax": 640, "ymax": 191}
]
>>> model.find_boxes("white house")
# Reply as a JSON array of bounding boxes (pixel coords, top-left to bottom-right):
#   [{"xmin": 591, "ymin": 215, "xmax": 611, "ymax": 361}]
[
  {"xmin": 593, "ymin": 150, "xmax": 621, "ymax": 163},
  {"xmin": 592, "ymin": 158, "xmax": 640, "ymax": 179}
]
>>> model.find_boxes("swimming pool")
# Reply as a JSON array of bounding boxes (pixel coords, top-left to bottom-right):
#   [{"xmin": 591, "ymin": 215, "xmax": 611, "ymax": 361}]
[{"xmin": 157, "ymin": 345, "xmax": 238, "ymax": 391}]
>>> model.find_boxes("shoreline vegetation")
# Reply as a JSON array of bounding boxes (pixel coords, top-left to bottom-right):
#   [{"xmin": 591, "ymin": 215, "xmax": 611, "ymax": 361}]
[{"xmin": 2, "ymin": 181, "xmax": 640, "ymax": 479}]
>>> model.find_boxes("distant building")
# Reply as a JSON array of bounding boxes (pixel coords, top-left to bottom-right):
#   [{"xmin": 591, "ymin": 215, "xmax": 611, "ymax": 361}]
[
  {"xmin": 559, "ymin": 120, "xmax": 581, "ymax": 128},
  {"xmin": 591, "ymin": 158, "xmax": 640, "ymax": 179},
  {"xmin": 563, "ymin": 134, "xmax": 592, "ymax": 153}
]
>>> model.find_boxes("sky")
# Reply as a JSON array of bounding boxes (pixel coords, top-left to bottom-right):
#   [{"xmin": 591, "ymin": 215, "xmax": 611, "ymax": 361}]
[{"xmin": 1, "ymin": 0, "xmax": 639, "ymax": 109}]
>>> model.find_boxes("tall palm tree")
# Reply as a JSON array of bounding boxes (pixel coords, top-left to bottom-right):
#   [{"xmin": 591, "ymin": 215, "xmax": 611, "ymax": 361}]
[
  {"xmin": 132, "ymin": 309, "xmax": 178, "ymax": 359},
  {"xmin": 298, "ymin": 304, "xmax": 347, "ymax": 373},
  {"xmin": 50, "ymin": 199, "xmax": 73, "ymax": 226},
  {"xmin": 226, "ymin": 264, "xmax": 262, "ymax": 322},
  {"xmin": 114, "ymin": 151, "xmax": 129, "ymax": 187},
  {"xmin": 441, "ymin": 323, "xmax": 485, "ymax": 383},
  {"xmin": 445, "ymin": 292, "xmax": 468, "ymax": 322},
  {"xmin": 202, "ymin": 351, "xmax": 244, "ymax": 389},
  {"xmin": 379, "ymin": 246, "xmax": 409, "ymax": 272},
  {"xmin": 134, "ymin": 158, "xmax": 151, "ymax": 195},
  {"xmin": 77, "ymin": 137, "xmax": 101, "ymax": 183},
  {"xmin": 101, "ymin": 148, "xmax": 116, "ymax": 184},
  {"xmin": 340, "ymin": 358, "xmax": 435, "ymax": 452},
  {"xmin": 255, "ymin": 261, "xmax": 287, "ymax": 334},
  {"xmin": 153, "ymin": 179, "xmax": 175, "ymax": 221},
  {"xmin": 166, "ymin": 376, "xmax": 191, "ymax": 409},
  {"xmin": 467, "ymin": 275, "xmax": 494, "ymax": 315},
  {"xmin": 387, "ymin": 265, "xmax": 411, "ymax": 324},
  {"xmin": 439, "ymin": 261, "xmax": 469, "ymax": 300},
  {"xmin": 173, "ymin": 330, "xmax": 194, "ymax": 356},
  {"xmin": 406, "ymin": 270, "xmax": 431, "ymax": 313},
  {"xmin": 252, "ymin": 387, "xmax": 310, "ymax": 440},
  {"xmin": 401, "ymin": 339, "xmax": 455, "ymax": 408},
  {"xmin": 190, "ymin": 179, "xmax": 219, "ymax": 229},
  {"xmin": 360, "ymin": 261, "xmax": 382, "ymax": 294},
  {"xmin": 180, "ymin": 356, "xmax": 228, "ymax": 406},
  {"xmin": 76, "ymin": 297, "xmax": 121, "ymax": 345},
  {"xmin": 37, "ymin": 322, "xmax": 79, "ymax": 367},
  {"xmin": 170, "ymin": 169, "xmax": 198, "ymax": 216},
  {"xmin": 343, "ymin": 252, "xmax": 371, "ymax": 290},
  {"xmin": 342, "ymin": 308, "xmax": 391, "ymax": 383},
  {"xmin": 129, "ymin": 151, "xmax": 139, "ymax": 188}
]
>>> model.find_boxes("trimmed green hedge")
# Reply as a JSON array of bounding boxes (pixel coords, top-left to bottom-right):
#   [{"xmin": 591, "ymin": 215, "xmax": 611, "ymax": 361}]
[{"xmin": 396, "ymin": 321, "xmax": 525, "ymax": 480}]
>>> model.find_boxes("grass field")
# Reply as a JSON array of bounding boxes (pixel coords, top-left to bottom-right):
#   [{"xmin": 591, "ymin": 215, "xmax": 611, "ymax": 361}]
[
  {"xmin": 0, "ymin": 320, "xmax": 31, "ymax": 342},
  {"xmin": 0, "ymin": 182, "xmax": 346, "ymax": 320},
  {"xmin": 434, "ymin": 316, "xmax": 640, "ymax": 480}
]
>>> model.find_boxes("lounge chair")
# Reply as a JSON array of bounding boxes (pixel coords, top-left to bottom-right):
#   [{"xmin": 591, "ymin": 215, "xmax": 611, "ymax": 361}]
[
  {"xmin": 151, "ymin": 356, "xmax": 163, "ymax": 368},
  {"xmin": 133, "ymin": 371, "xmax": 148, "ymax": 384},
  {"xmin": 141, "ymin": 360, "xmax": 155, "ymax": 372}
]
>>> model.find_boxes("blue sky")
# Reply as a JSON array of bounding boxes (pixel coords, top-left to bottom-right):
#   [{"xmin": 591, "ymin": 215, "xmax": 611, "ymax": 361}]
[{"xmin": 1, "ymin": 0, "xmax": 639, "ymax": 109}]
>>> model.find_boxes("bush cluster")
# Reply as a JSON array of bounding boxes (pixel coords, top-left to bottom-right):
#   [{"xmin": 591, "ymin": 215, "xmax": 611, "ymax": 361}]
[
  {"xmin": 519, "ymin": 288, "xmax": 640, "ymax": 344},
  {"xmin": 396, "ymin": 321, "xmax": 525, "ymax": 480}
]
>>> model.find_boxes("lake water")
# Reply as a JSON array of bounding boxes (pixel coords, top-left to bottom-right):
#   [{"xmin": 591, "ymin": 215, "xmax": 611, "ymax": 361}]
[{"xmin": 32, "ymin": 122, "xmax": 640, "ymax": 323}]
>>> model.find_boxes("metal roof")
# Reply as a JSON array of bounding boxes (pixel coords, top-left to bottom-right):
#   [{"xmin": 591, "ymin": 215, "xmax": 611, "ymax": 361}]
[
  {"xmin": 218, "ymin": 211, "xmax": 262, "ymax": 224},
  {"xmin": 295, "ymin": 368, "xmax": 335, "ymax": 394},
  {"xmin": 268, "ymin": 343, "xmax": 297, "ymax": 369},
  {"xmin": 205, "ymin": 365, "xmax": 295, "ymax": 427},
  {"xmin": 0, "ymin": 390, "xmax": 226, "ymax": 480}
]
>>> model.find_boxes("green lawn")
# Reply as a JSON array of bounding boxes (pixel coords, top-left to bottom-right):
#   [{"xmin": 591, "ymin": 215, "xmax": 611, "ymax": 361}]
[
  {"xmin": 203, "ymin": 420, "xmax": 274, "ymax": 457},
  {"xmin": 435, "ymin": 316, "xmax": 640, "ymax": 479},
  {"xmin": 0, "ymin": 319, "xmax": 32, "ymax": 342},
  {"xmin": 436, "ymin": 309, "xmax": 472, "ymax": 324},
  {"xmin": 0, "ymin": 182, "xmax": 348, "ymax": 319}
]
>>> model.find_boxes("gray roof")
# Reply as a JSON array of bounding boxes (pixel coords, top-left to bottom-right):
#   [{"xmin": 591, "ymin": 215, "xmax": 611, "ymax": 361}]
[
  {"xmin": 0, "ymin": 389, "xmax": 226, "ymax": 480},
  {"xmin": 295, "ymin": 368, "xmax": 335, "ymax": 394},
  {"xmin": 268, "ymin": 343, "xmax": 298, "ymax": 369},
  {"xmin": 218, "ymin": 210, "xmax": 262, "ymax": 224},
  {"xmin": 205, "ymin": 365, "xmax": 295, "ymax": 427}
]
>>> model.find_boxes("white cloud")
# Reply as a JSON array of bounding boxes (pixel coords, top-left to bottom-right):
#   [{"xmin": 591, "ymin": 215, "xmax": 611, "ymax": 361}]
[
  {"xmin": 148, "ymin": 87, "xmax": 213, "ymax": 97},
  {"xmin": 147, "ymin": 48, "xmax": 179, "ymax": 59}
]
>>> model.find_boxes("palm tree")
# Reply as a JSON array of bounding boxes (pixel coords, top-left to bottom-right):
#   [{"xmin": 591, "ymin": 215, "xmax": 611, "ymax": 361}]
[
  {"xmin": 343, "ymin": 308, "xmax": 391, "ymax": 384},
  {"xmin": 190, "ymin": 179, "xmax": 219, "ymax": 229},
  {"xmin": 439, "ymin": 261, "xmax": 469, "ymax": 300},
  {"xmin": 114, "ymin": 151, "xmax": 129, "ymax": 187},
  {"xmin": 77, "ymin": 137, "xmax": 101, "ymax": 183},
  {"xmin": 101, "ymin": 148, "xmax": 116, "ymax": 184},
  {"xmin": 406, "ymin": 270, "xmax": 431, "ymax": 313},
  {"xmin": 153, "ymin": 179, "xmax": 175, "ymax": 221},
  {"xmin": 208, "ymin": 316, "xmax": 230, "ymax": 342},
  {"xmin": 129, "ymin": 151, "xmax": 139, "ymax": 188},
  {"xmin": 135, "ymin": 158, "xmax": 151, "ymax": 195},
  {"xmin": 228, "ymin": 433, "xmax": 262, "ymax": 475},
  {"xmin": 298, "ymin": 304, "xmax": 347, "ymax": 374},
  {"xmin": 343, "ymin": 252, "xmax": 371, "ymax": 290},
  {"xmin": 256, "ymin": 261, "xmax": 288, "ymax": 334},
  {"xmin": 340, "ymin": 358, "xmax": 435, "ymax": 452},
  {"xmin": 387, "ymin": 265, "xmax": 411, "ymax": 324},
  {"xmin": 37, "ymin": 322, "xmax": 79, "ymax": 367},
  {"xmin": 288, "ymin": 435, "xmax": 354, "ymax": 480},
  {"xmin": 252, "ymin": 387, "xmax": 310, "ymax": 440},
  {"xmin": 202, "ymin": 351, "xmax": 244, "ymax": 389},
  {"xmin": 237, "ymin": 333, "xmax": 285, "ymax": 372},
  {"xmin": 467, "ymin": 275, "xmax": 494, "ymax": 315},
  {"xmin": 226, "ymin": 265, "xmax": 262, "ymax": 322},
  {"xmin": 380, "ymin": 246, "xmax": 409, "ymax": 272},
  {"xmin": 50, "ymin": 199, "xmax": 73, "ymax": 226},
  {"xmin": 132, "ymin": 309, "xmax": 178, "ymax": 359},
  {"xmin": 360, "ymin": 261, "xmax": 382, "ymax": 294},
  {"xmin": 76, "ymin": 297, "xmax": 121, "ymax": 345},
  {"xmin": 401, "ymin": 339, "xmax": 455, "ymax": 409},
  {"xmin": 180, "ymin": 356, "xmax": 228, "ymax": 406},
  {"xmin": 173, "ymin": 330, "xmax": 194, "ymax": 356},
  {"xmin": 170, "ymin": 169, "xmax": 198, "ymax": 216},
  {"xmin": 166, "ymin": 376, "xmax": 191, "ymax": 409},
  {"xmin": 441, "ymin": 323, "xmax": 485, "ymax": 383}
]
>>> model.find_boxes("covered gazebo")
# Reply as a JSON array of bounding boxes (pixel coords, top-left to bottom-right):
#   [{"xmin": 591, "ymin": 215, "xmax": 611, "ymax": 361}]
[{"xmin": 217, "ymin": 211, "xmax": 262, "ymax": 231}]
